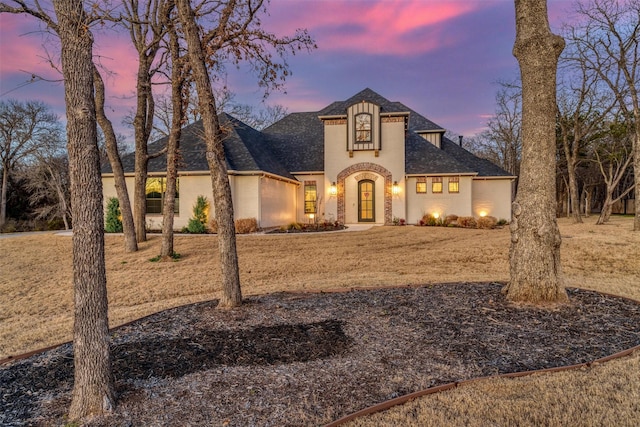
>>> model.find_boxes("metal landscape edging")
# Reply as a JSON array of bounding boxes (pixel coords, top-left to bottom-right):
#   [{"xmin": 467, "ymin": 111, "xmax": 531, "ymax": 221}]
[{"xmin": 323, "ymin": 343, "xmax": 640, "ymax": 427}]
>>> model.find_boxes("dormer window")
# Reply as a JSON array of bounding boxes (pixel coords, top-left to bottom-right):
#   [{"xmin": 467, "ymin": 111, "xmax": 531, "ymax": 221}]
[{"xmin": 355, "ymin": 113, "xmax": 372, "ymax": 142}]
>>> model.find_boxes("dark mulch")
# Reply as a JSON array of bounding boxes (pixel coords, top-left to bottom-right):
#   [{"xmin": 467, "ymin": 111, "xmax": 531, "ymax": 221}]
[
  {"xmin": 267, "ymin": 223, "xmax": 347, "ymax": 233},
  {"xmin": 2, "ymin": 283, "xmax": 640, "ymax": 426}
]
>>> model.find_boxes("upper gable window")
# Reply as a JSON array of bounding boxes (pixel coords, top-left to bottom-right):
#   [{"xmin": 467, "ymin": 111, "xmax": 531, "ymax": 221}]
[{"xmin": 355, "ymin": 113, "xmax": 372, "ymax": 143}]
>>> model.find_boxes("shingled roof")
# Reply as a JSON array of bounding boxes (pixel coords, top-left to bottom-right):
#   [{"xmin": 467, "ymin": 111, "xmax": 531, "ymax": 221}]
[
  {"xmin": 102, "ymin": 114, "xmax": 295, "ymax": 181},
  {"xmin": 103, "ymin": 89, "xmax": 510, "ymax": 179}
]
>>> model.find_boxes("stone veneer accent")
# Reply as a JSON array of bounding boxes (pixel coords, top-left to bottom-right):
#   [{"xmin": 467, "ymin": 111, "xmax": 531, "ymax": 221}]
[{"xmin": 336, "ymin": 162, "xmax": 393, "ymax": 225}]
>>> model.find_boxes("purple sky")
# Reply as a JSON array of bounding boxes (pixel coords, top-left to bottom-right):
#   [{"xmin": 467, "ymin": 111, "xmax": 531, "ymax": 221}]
[{"xmin": 0, "ymin": 0, "xmax": 571, "ymax": 142}]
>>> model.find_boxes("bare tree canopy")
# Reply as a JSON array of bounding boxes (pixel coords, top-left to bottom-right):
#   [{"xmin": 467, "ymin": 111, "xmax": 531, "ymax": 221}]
[
  {"xmin": 0, "ymin": 99, "xmax": 63, "ymax": 228},
  {"xmin": 564, "ymin": 0, "xmax": 640, "ymax": 230}
]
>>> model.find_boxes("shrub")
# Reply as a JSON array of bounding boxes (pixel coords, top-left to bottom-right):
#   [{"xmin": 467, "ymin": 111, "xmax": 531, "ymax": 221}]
[
  {"xmin": 208, "ymin": 219, "xmax": 218, "ymax": 233},
  {"xmin": 0, "ymin": 219, "xmax": 18, "ymax": 233},
  {"xmin": 497, "ymin": 218, "xmax": 508, "ymax": 226},
  {"xmin": 235, "ymin": 218, "xmax": 258, "ymax": 234},
  {"xmin": 457, "ymin": 216, "xmax": 477, "ymax": 228},
  {"xmin": 444, "ymin": 214, "xmax": 458, "ymax": 226},
  {"xmin": 281, "ymin": 222, "xmax": 302, "ymax": 231},
  {"xmin": 184, "ymin": 195, "xmax": 209, "ymax": 234},
  {"xmin": 105, "ymin": 197, "xmax": 123, "ymax": 233},
  {"xmin": 420, "ymin": 214, "xmax": 445, "ymax": 226},
  {"xmin": 477, "ymin": 215, "xmax": 498, "ymax": 229}
]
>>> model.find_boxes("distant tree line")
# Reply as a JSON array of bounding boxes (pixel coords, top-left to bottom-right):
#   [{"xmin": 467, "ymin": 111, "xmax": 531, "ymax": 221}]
[{"xmin": 464, "ymin": 0, "xmax": 639, "ymax": 228}]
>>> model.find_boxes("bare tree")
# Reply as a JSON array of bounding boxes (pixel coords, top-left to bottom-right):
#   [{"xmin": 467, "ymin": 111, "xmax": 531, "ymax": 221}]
[
  {"xmin": 467, "ymin": 83, "xmax": 522, "ymax": 199},
  {"xmin": 175, "ymin": 0, "xmax": 242, "ymax": 307},
  {"xmin": 121, "ymin": 0, "xmax": 171, "ymax": 243},
  {"xmin": 556, "ymin": 59, "xmax": 616, "ymax": 223},
  {"xmin": 593, "ymin": 121, "xmax": 636, "ymax": 224},
  {"xmin": 0, "ymin": 0, "xmax": 116, "ymax": 419},
  {"xmin": 503, "ymin": 0, "xmax": 568, "ymax": 304},
  {"xmin": 566, "ymin": 0, "xmax": 640, "ymax": 230},
  {"xmin": 225, "ymin": 102, "xmax": 289, "ymax": 130},
  {"xmin": 0, "ymin": 99, "xmax": 61, "ymax": 227},
  {"xmin": 160, "ymin": 12, "xmax": 186, "ymax": 258},
  {"xmin": 22, "ymin": 149, "xmax": 72, "ymax": 230},
  {"xmin": 174, "ymin": 0, "xmax": 314, "ymax": 307}
]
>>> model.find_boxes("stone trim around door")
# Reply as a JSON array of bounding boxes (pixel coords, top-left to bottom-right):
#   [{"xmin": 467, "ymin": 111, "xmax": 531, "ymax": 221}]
[{"xmin": 336, "ymin": 162, "xmax": 393, "ymax": 225}]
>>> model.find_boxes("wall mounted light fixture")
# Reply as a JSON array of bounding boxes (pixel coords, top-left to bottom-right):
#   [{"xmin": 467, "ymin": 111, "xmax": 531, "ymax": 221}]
[
  {"xmin": 392, "ymin": 181, "xmax": 400, "ymax": 195},
  {"xmin": 329, "ymin": 182, "xmax": 338, "ymax": 196}
]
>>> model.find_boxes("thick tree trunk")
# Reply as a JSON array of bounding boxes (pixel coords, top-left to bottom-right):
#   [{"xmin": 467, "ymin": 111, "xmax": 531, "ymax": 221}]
[
  {"xmin": 504, "ymin": 0, "xmax": 568, "ymax": 304},
  {"xmin": 93, "ymin": 66, "xmax": 138, "ymax": 252},
  {"xmin": 53, "ymin": 0, "xmax": 115, "ymax": 420},
  {"xmin": 176, "ymin": 0, "xmax": 242, "ymax": 307}
]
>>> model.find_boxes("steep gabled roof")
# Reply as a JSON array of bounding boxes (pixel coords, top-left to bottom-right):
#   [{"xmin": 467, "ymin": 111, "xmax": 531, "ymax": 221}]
[{"xmin": 102, "ymin": 114, "xmax": 295, "ymax": 181}]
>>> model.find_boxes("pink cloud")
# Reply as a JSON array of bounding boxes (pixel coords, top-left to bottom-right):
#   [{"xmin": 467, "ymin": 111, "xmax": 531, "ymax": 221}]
[{"xmin": 265, "ymin": 0, "xmax": 486, "ymax": 56}]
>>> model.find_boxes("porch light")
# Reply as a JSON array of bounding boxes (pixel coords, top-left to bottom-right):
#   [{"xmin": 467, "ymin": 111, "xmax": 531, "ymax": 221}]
[
  {"xmin": 433, "ymin": 212, "xmax": 440, "ymax": 219},
  {"xmin": 392, "ymin": 181, "xmax": 400, "ymax": 195},
  {"xmin": 329, "ymin": 182, "xmax": 337, "ymax": 196},
  {"xmin": 479, "ymin": 211, "xmax": 488, "ymax": 217}
]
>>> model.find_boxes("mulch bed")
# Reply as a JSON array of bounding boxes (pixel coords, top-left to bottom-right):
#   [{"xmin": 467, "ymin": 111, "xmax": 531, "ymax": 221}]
[{"xmin": 2, "ymin": 282, "xmax": 640, "ymax": 426}]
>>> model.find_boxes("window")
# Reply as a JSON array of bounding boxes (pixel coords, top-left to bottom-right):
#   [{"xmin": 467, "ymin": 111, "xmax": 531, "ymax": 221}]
[
  {"xmin": 416, "ymin": 177, "xmax": 427, "ymax": 194},
  {"xmin": 432, "ymin": 177, "xmax": 443, "ymax": 194},
  {"xmin": 355, "ymin": 113, "xmax": 372, "ymax": 142},
  {"xmin": 304, "ymin": 181, "xmax": 317, "ymax": 214},
  {"xmin": 448, "ymin": 177, "xmax": 459, "ymax": 193},
  {"xmin": 146, "ymin": 177, "xmax": 179, "ymax": 214}
]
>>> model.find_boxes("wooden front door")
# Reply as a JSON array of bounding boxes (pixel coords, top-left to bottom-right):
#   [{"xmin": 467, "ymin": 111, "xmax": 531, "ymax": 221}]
[{"xmin": 358, "ymin": 180, "xmax": 375, "ymax": 222}]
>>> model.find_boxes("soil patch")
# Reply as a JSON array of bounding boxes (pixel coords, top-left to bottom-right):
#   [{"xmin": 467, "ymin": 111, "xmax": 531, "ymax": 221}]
[{"xmin": 1, "ymin": 282, "xmax": 640, "ymax": 426}]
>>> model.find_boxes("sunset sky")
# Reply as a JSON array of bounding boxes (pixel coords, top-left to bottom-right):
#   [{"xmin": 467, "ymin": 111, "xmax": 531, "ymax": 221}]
[{"xmin": 0, "ymin": 0, "xmax": 571, "ymax": 142}]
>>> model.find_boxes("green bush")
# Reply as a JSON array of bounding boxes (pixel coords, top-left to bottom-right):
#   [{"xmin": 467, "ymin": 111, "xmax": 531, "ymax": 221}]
[
  {"xmin": 105, "ymin": 197, "xmax": 123, "ymax": 233},
  {"xmin": 184, "ymin": 195, "xmax": 209, "ymax": 234}
]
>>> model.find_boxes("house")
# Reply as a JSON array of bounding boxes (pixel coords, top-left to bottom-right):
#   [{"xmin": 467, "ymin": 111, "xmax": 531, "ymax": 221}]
[{"xmin": 101, "ymin": 88, "xmax": 515, "ymax": 229}]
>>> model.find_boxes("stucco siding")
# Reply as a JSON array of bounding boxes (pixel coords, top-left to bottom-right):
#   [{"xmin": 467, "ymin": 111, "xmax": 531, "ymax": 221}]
[
  {"xmin": 472, "ymin": 178, "xmax": 513, "ymax": 221},
  {"xmin": 260, "ymin": 176, "xmax": 297, "ymax": 227},
  {"xmin": 230, "ymin": 175, "xmax": 259, "ymax": 221},
  {"xmin": 405, "ymin": 176, "xmax": 473, "ymax": 224},
  {"xmin": 293, "ymin": 173, "xmax": 324, "ymax": 223}
]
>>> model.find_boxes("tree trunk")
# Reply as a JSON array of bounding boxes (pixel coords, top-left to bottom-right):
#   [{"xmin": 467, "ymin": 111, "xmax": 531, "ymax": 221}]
[
  {"xmin": 634, "ymin": 119, "xmax": 640, "ymax": 231},
  {"xmin": 0, "ymin": 165, "xmax": 7, "ymax": 228},
  {"xmin": 160, "ymin": 24, "xmax": 183, "ymax": 258},
  {"xmin": 93, "ymin": 66, "xmax": 138, "ymax": 252},
  {"xmin": 176, "ymin": 0, "xmax": 242, "ymax": 307},
  {"xmin": 596, "ymin": 192, "xmax": 613, "ymax": 225},
  {"xmin": 568, "ymin": 164, "xmax": 582, "ymax": 223},
  {"xmin": 132, "ymin": 57, "xmax": 154, "ymax": 244},
  {"xmin": 53, "ymin": 0, "xmax": 115, "ymax": 420},
  {"xmin": 504, "ymin": 0, "xmax": 568, "ymax": 304}
]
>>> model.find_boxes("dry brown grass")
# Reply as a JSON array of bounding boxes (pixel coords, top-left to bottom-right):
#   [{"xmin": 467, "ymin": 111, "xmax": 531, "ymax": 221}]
[{"xmin": 1, "ymin": 216, "xmax": 639, "ymax": 425}]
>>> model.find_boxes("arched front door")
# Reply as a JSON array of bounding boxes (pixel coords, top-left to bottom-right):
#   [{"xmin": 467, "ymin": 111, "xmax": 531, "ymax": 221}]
[{"xmin": 358, "ymin": 180, "xmax": 375, "ymax": 222}]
